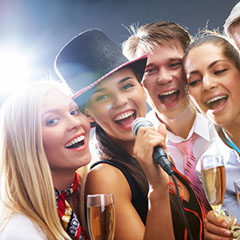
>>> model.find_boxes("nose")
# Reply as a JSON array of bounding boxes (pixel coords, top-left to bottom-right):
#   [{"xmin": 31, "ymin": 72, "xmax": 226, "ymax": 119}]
[
  {"xmin": 67, "ymin": 114, "xmax": 81, "ymax": 131},
  {"xmin": 111, "ymin": 92, "xmax": 127, "ymax": 109},
  {"xmin": 157, "ymin": 67, "xmax": 173, "ymax": 85},
  {"xmin": 203, "ymin": 74, "xmax": 217, "ymax": 91}
]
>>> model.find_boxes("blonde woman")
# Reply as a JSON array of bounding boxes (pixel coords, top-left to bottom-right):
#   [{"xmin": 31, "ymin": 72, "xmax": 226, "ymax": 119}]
[{"xmin": 0, "ymin": 81, "xmax": 91, "ymax": 239}]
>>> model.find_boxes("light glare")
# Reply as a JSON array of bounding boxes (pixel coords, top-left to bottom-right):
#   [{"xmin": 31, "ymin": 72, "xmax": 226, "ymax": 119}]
[{"xmin": 0, "ymin": 48, "xmax": 32, "ymax": 97}]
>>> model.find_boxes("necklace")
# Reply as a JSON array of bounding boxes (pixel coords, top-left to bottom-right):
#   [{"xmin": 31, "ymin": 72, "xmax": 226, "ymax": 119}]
[{"xmin": 221, "ymin": 128, "xmax": 240, "ymax": 154}]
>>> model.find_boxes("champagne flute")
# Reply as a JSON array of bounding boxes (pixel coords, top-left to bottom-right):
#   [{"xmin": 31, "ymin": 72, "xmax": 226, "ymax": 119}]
[
  {"xmin": 232, "ymin": 179, "xmax": 240, "ymax": 239},
  {"xmin": 234, "ymin": 179, "xmax": 240, "ymax": 206},
  {"xmin": 200, "ymin": 155, "xmax": 226, "ymax": 216},
  {"xmin": 201, "ymin": 155, "xmax": 238, "ymax": 238},
  {"xmin": 87, "ymin": 193, "xmax": 115, "ymax": 240}
]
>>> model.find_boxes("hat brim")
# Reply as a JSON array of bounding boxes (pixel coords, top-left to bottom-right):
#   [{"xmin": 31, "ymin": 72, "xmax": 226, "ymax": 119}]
[{"xmin": 72, "ymin": 54, "xmax": 147, "ymax": 108}]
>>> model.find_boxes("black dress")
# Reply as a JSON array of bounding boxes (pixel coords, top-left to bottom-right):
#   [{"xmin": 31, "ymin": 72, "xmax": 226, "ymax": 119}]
[{"xmin": 91, "ymin": 160, "xmax": 205, "ymax": 240}]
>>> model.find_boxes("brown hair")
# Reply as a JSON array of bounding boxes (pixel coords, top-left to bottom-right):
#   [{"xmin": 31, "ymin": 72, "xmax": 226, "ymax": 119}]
[
  {"xmin": 94, "ymin": 125, "xmax": 149, "ymax": 196},
  {"xmin": 122, "ymin": 21, "xmax": 191, "ymax": 59},
  {"xmin": 184, "ymin": 31, "xmax": 240, "ymax": 72}
]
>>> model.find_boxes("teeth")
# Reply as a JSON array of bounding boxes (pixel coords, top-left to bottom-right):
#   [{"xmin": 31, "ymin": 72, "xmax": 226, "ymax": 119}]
[
  {"xmin": 207, "ymin": 95, "xmax": 226, "ymax": 105},
  {"xmin": 160, "ymin": 90, "xmax": 177, "ymax": 96},
  {"xmin": 65, "ymin": 135, "xmax": 85, "ymax": 148},
  {"xmin": 114, "ymin": 111, "xmax": 134, "ymax": 121}
]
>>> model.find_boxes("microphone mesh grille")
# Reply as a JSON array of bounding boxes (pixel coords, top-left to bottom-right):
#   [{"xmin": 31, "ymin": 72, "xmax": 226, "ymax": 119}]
[{"xmin": 131, "ymin": 117, "xmax": 153, "ymax": 136}]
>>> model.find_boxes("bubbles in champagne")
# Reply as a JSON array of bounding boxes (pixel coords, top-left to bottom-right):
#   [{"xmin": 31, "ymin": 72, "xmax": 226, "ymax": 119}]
[
  {"xmin": 87, "ymin": 203, "xmax": 115, "ymax": 240},
  {"xmin": 201, "ymin": 165, "xmax": 226, "ymax": 209}
]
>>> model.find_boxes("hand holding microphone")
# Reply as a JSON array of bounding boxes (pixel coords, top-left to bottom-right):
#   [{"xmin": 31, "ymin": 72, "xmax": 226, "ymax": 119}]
[
  {"xmin": 132, "ymin": 118, "xmax": 194, "ymax": 239},
  {"xmin": 132, "ymin": 117, "xmax": 174, "ymax": 176}
]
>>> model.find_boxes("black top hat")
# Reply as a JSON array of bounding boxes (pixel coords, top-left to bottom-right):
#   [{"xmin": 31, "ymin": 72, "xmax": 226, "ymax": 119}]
[{"xmin": 54, "ymin": 29, "xmax": 147, "ymax": 107}]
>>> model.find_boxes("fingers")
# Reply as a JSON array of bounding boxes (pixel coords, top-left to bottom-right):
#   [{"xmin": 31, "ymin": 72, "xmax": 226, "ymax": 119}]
[
  {"xmin": 157, "ymin": 123, "xmax": 167, "ymax": 141},
  {"xmin": 133, "ymin": 125, "xmax": 169, "ymax": 185},
  {"xmin": 133, "ymin": 126, "xmax": 165, "ymax": 161},
  {"xmin": 204, "ymin": 211, "xmax": 233, "ymax": 240}
]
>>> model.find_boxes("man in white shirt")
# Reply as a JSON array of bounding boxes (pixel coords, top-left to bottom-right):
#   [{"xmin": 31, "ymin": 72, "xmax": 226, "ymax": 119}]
[
  {"xmin": 122, "ymin": 21, "xmax": 211, "ymax": 173},
  {"xmin": 122, "ymin": 21, "xmax": 240, "ymax": 218}
]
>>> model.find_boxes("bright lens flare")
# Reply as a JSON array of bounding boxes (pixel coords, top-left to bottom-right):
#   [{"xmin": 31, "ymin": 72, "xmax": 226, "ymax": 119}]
[{"xmin": 0, "ymin": 49, "xmax": 32, "ymax": 96}]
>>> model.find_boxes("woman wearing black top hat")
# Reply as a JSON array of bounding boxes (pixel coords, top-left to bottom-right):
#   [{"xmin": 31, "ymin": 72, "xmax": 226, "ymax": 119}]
[{"xmin": 55, "ymin": 29, "xmax": 205, "ymax": 240}]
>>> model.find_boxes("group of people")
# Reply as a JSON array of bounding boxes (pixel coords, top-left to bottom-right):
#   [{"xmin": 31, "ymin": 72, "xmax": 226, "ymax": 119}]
[{"xmin": 1, "ymin": 1, "xmax": 240, "ymax": 240}]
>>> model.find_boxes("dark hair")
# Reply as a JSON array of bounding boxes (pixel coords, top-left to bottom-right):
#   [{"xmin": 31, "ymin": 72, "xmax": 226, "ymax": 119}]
[
  {"xmin": 184, "ymin": 31, "xmax": 240, "ymax": 71},
  {"xmin": 94, "ymin": 125, "xmax": 149, "ymax": 196}
]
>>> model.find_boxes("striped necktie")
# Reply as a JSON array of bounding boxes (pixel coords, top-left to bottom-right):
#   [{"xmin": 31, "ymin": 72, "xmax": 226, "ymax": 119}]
[{"xmin": 175, "ymin": 133, "xmax": 211, "ymax": 213}]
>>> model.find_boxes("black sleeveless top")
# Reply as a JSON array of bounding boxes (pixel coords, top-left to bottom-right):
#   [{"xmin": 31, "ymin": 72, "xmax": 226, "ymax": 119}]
[
  {"xmin": 91, "ymin": 160, "xmax": 205, "ymax": 240},
  {"xmin": 91, "ymin": 160, "xmax": 148, "ymax": 223}
]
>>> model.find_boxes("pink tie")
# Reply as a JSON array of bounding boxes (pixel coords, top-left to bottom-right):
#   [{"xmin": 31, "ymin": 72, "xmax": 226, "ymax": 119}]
[{"xmin": 175, "ymin": 133, "xmax": 211, "ymax": 213}]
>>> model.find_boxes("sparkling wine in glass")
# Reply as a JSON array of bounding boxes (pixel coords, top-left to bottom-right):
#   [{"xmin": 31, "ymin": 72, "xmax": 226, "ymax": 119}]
[
  {"xmin": 234, "ymin": 179, "xmax": 240, "ymax": 206},
  {"xmin": 200, "ymin": 155, "xmax": 226, "ymax": 215},
  {"xmin": 87, "ymin": 193, "xmax": 115, "ymax": 240}
]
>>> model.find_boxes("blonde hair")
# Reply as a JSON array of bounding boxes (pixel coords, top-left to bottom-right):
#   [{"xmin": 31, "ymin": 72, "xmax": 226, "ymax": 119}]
[
  {"xmin": 0, "ymin": 81, "xmax": 75, "ymax": 239},
  {"xmin": 122, "ymin": 21, "xmax": 191, "ymax": 59}
]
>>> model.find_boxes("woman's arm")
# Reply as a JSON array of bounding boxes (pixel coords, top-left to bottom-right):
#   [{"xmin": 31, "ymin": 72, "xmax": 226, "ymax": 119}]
[
  {"xmin": 133, "ymin": 123, "xmax": 175, "ymax": 240},
  {"xmin": 85, "ymin": 164, "xmax": 146, "ymax": 240}
]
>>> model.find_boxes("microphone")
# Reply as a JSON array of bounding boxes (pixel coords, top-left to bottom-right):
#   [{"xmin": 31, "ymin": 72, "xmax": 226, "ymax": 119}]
[{"xmin": 132, "ymin": 117, "xmax": 174, "ymax": 175}]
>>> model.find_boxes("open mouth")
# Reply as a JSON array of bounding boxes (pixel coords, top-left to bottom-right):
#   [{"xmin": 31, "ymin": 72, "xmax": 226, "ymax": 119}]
[
  {"xmin": 158, "ymin": 90, "xmax": 180, "ymax": 104},
  {"xmin": 65, "ymin": 135, "xmax": 85, "ymax": 149},
  {"xmin": 114, "ymin": 110, "xmax": 136, "ymax": 126},
  {"xmin": 206, "ymin": 95, "xmax": 228, "ymax": 109}
]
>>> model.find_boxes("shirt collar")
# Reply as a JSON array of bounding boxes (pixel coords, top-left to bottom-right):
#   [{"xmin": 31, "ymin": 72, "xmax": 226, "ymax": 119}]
[{"xmin": 167, "ymin": 112, "xmax": 212, "ymax": 143}]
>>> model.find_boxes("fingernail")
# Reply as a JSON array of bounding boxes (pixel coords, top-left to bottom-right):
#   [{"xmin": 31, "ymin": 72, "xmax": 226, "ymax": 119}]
[
  {"xmin": 223, "ymin": 229, "xmax": 232, "ymax": 236},
  {"xmin": 221, "ymin": 222, "xmax": 228, "ymax": 228}
]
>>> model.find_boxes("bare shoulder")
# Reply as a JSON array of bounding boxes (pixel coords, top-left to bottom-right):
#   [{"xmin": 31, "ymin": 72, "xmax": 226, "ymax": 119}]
[{"xmin": 85, "ymin": 162, "xmax": 131, "ymax": 197}]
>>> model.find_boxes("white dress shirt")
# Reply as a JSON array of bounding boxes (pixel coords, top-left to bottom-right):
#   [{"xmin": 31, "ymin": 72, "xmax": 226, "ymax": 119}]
[
  {"xmin": 196, "ymin": 132, "xmax": 240, "ymax": 220},
  {"xmin": 147, "ymin": 110, "xmax": 240, "ymax": 220},
  {"xmin": 147, "ymin": 110, "xmax": 216, "ymax": 175}
]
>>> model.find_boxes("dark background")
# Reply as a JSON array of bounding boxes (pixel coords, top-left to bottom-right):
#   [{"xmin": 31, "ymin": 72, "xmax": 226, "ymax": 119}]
[{"xmin": 0, "ymin": 0, "xmax": 238, "ymax": 103}]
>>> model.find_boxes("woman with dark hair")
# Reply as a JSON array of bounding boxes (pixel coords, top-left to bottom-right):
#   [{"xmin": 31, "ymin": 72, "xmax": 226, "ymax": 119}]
[
  {"xmin": 184, "ymin": 32, "xmax": 240, "ymax": 240},
  {"xmin": 55, "ymin": 28, "xmax": 205, "ymax": 240}
]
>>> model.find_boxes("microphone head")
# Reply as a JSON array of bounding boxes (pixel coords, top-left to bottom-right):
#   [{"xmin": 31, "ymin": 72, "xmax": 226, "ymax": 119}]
[{"xmin": 132, "ymin": 117, "xmax": 153, "ymax": 136}]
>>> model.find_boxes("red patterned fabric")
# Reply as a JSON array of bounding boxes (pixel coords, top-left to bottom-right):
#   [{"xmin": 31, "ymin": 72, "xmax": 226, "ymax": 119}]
[
  {"xmin": 55, "ymin": 172, "xmax": 87, "ymax": 240},
  {"xmin": 171, "ymin": 165, "xmax": 206, "ymax": 240}
]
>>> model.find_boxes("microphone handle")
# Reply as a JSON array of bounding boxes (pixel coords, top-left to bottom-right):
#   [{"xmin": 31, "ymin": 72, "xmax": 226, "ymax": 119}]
[{"xmin": 153, "ymin": 147, "xmax": 174, "ymax": 175}]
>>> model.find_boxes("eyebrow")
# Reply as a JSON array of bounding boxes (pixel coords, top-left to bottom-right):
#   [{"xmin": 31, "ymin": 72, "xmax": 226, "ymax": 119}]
[
  {"xmin": 207, "ymin": 60, "xmax": 220, "ymax": 69},
  {"xmin": 42, "ymin": 109, "xmax": 58, "ymax": 119},
  {"xmin": 169, "ymin": 57, "xmax": 183, "ymax": 62},
  {"xmin": 145, "ymin": 63, "xmax": 154, "ymax": 68},
  {"xmin": 188, "ymin": 60, "xmax": 221, "ymax": 75},
  {"xmin": 146, "ymin": 57, "xmax": 183, "ymax": 68},
  {"xmin": 41, "ymin": 101, "xmax": 76, "ymax": 118},
  {"xmin": 92, "ymin": 77, "xmax": 132, "ymax": 94}
]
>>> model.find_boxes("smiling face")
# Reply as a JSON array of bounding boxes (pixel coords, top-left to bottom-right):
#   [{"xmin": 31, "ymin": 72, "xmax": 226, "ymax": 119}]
[
  {"xmin": 85, "ymin": 67, "xmax": 147, "ymax": 142},
  {"xmin": 42, "ymin": 88, "xmax": 91, "ymax": 173},
  {"xmin": 135, "ymin": 40, "xmax": 189, "ymax": 121},
  {"xmin": 184, "ymin": 43, "xmax": 240, "ymax": 127}
]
